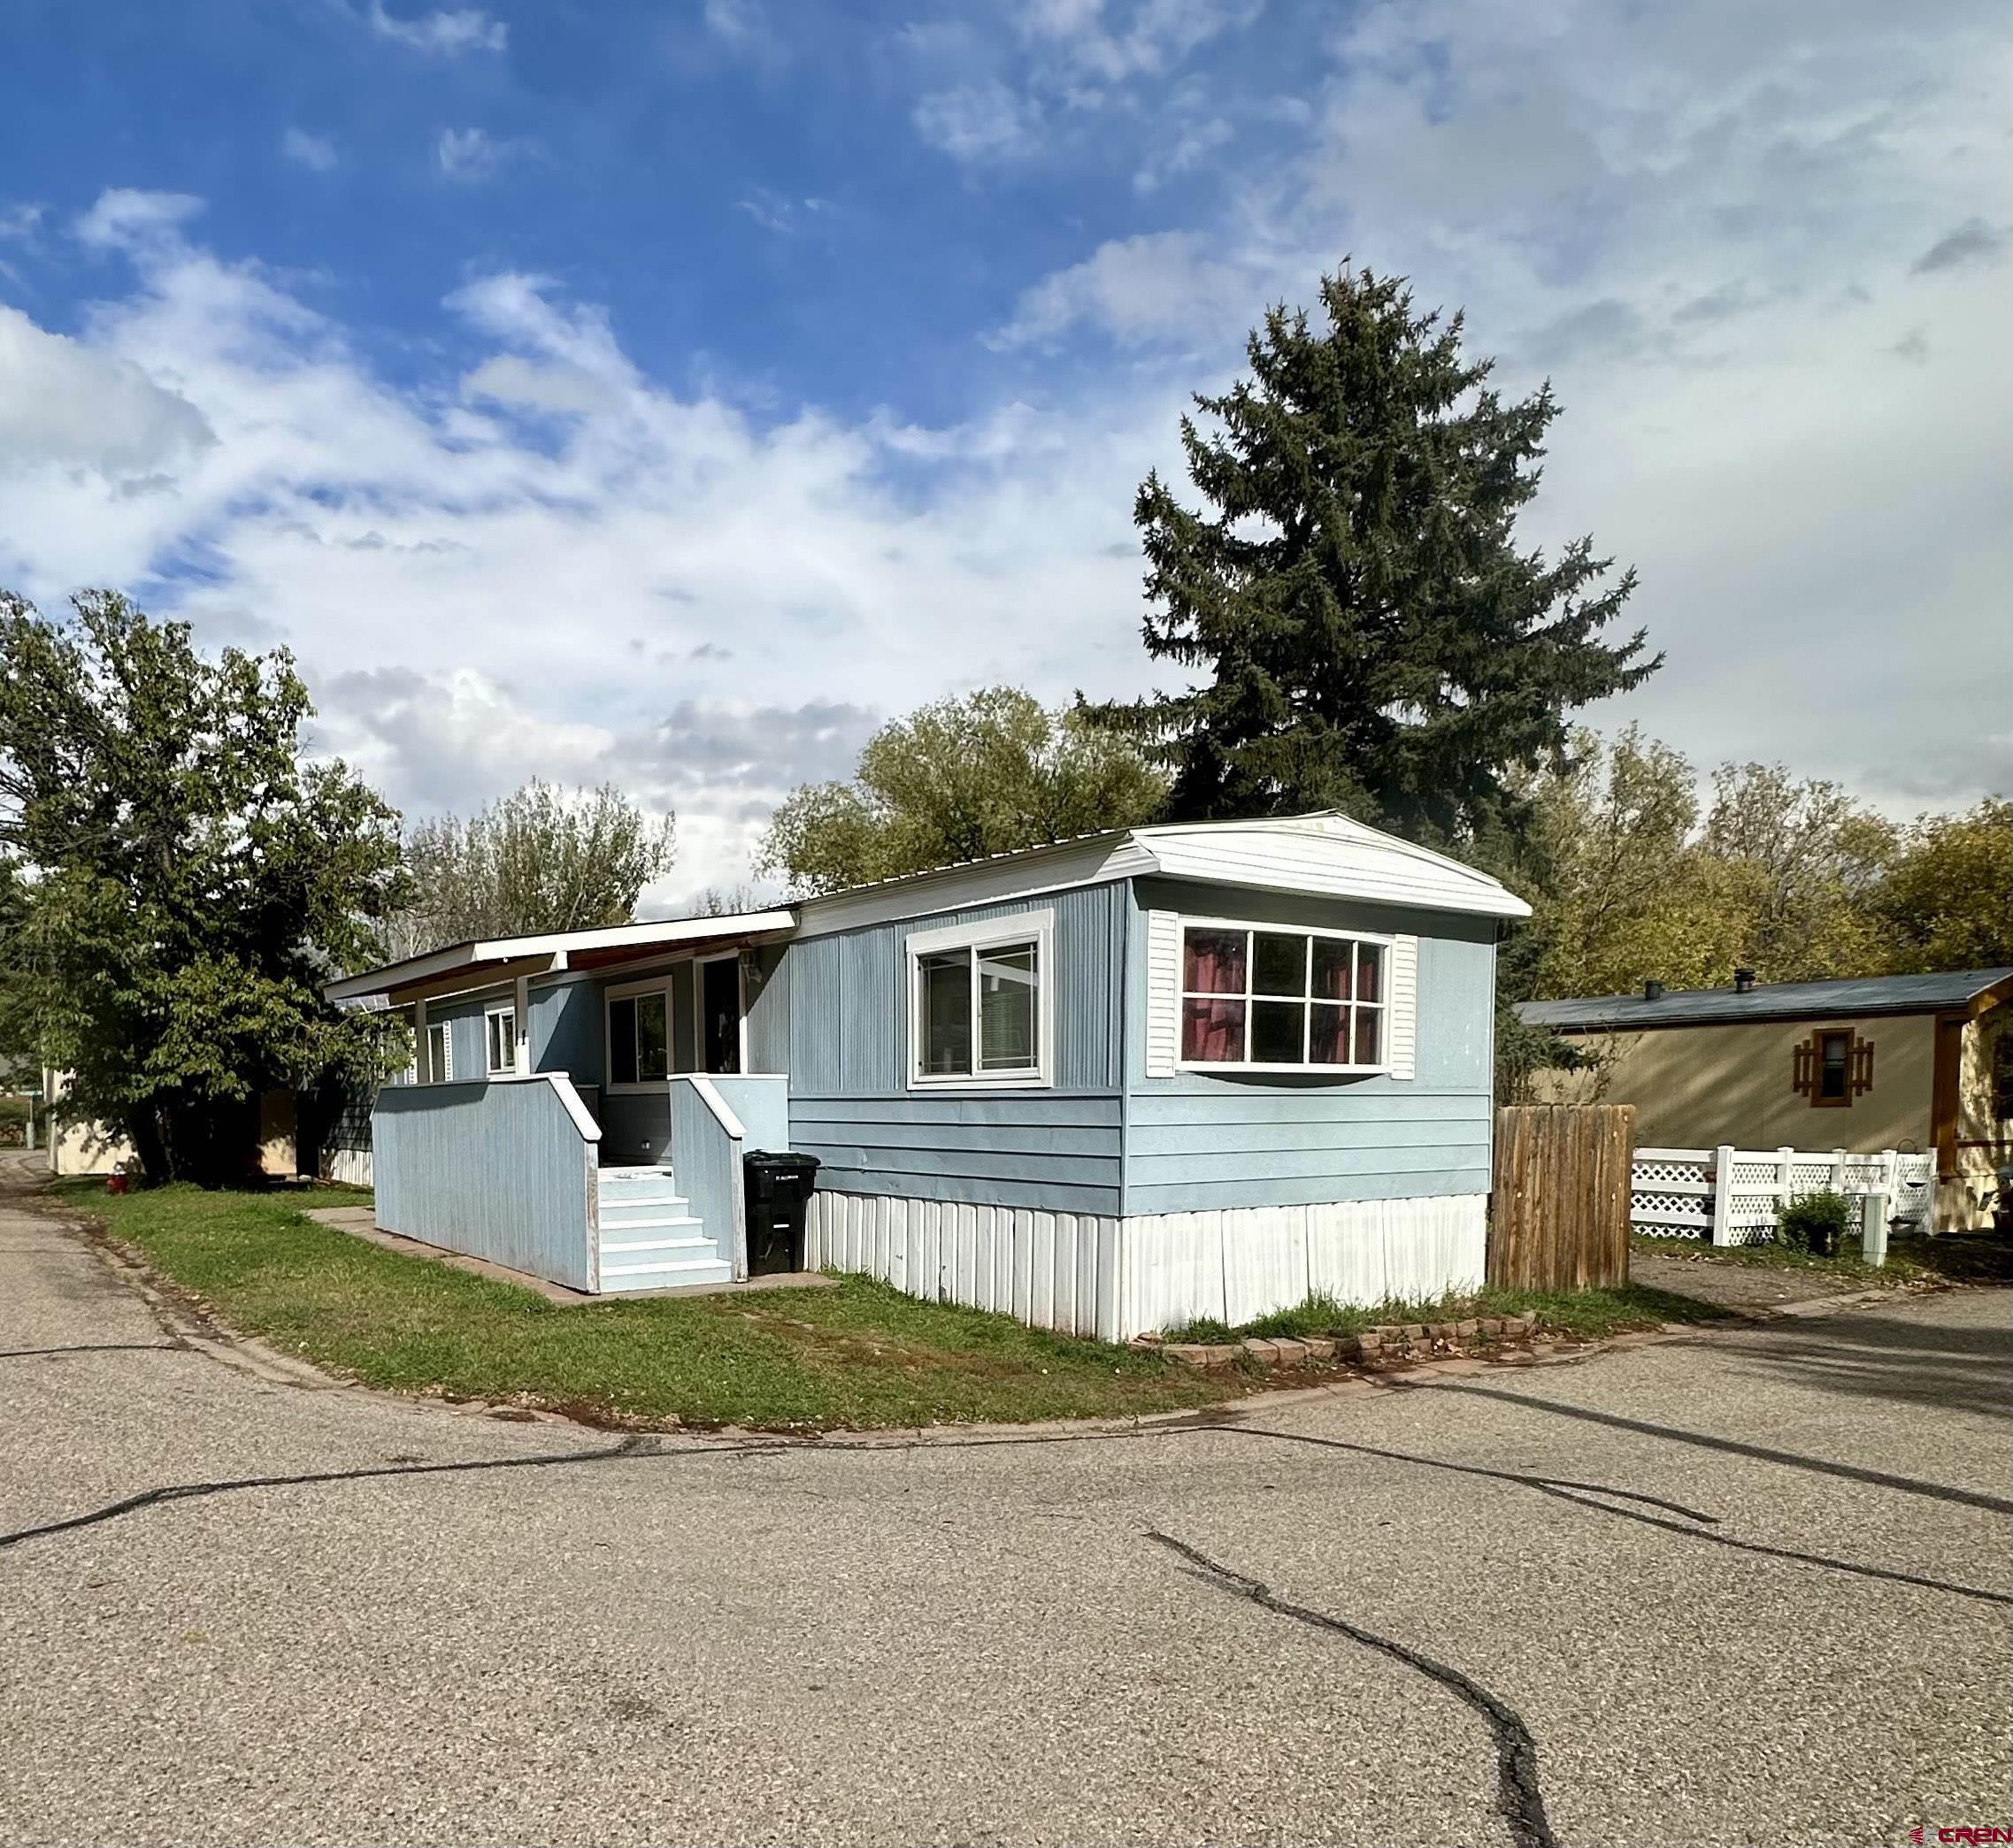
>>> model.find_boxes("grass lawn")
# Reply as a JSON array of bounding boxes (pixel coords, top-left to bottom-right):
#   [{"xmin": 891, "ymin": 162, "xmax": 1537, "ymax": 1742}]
[
  {"xmin": 1164, "ymin": 1278, "xmax": 1733, "ymax": 1346},
  {"xmin": 47, "ymin": 1180, "xmax": 1241, "ymax": 1431}
]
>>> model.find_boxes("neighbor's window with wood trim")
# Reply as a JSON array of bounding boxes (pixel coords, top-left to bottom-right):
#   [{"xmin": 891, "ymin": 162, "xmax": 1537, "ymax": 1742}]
[
  {"xmin": 1179, "ymin": 923, "xmax": 1387, "ymax": 1071},
  {"xmin": 1793, "ymin": 1026, "xmax": 1872, "ymax": 1107}
]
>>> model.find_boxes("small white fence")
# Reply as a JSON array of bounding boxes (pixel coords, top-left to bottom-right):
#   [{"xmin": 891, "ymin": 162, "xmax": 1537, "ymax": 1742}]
[{"xmin": 1632, "ymin": 1146, "xmax": 1935, "ymax": 1246}]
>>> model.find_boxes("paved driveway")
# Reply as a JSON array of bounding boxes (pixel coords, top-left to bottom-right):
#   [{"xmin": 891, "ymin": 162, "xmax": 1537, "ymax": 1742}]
[{"xmin": 3, "ymin": 1189, "xmax": 2008, "ymax": 1848}]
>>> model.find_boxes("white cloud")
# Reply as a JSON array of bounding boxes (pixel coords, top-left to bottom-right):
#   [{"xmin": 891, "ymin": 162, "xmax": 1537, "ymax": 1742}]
[
  {"xmin": 0, "ymin": 194, "xmax": 1172, "ymax": 893},
  {"xmin": 702, "ymin": 0, "xmax": 776, "ymax": 58},
  {"xmin": 913, "ymin": 81, "xmax": 1045, "ymax": 164},
  {"xmin": 1, "ymin": 203, "xmax": 42, "ymax": 242},
  {"xmin": 989, "ymin": 230, "xmax": 1279, "ymax": 349},
  {"xmin": 365, "ymin": 3, "xmax": 506, "ymax": 56},
  {"xmin": 281, "ymin": 128, "xmax": 340, "ymax": 173},
  {"xmin": 1133, "ymin": 113, "xmax": 1233, "ymax": 193},
  {"xmin": 1019, "ymin": 0, "xmax": 1261, "ymax": 86},
  {"xmin": 73, "ymin": 188, "xmax": 205, "ymax": 252},
  {"xmin": 435, "ymin": 127, "xmax": 536, "ymax": 180},
  {"xmin": 0, "ymin": 304, "xmax": 214, "ymax": 476}
]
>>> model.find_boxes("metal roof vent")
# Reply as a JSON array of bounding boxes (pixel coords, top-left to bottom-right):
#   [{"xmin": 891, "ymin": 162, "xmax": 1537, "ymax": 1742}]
[
  {"xmin": 1643, "ymin": 980, "xmax": 1664, "ymax": 1001},
  {"xmin": 1733, "ymin": 967, "xmax": 1757, "ymax": 994}
]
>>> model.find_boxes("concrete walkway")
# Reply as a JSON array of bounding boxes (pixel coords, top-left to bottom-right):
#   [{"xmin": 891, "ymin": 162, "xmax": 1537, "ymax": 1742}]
[
  {"xmin": 299, "ymin": 1202, "xmax": 837, "ymax": 1304},
  {"xmin": 3, "ymin": 1172, "xmax": 2008, "ymax": 1846}
]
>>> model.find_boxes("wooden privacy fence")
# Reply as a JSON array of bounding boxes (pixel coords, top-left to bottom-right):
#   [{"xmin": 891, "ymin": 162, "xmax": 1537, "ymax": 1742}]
[
  {"xmin": 1489, "ymin": 1105, "xmax": 1635, "ymax": 1291},
  {"xmin": 1631, "ymin": 1145, "xmax": 1936, "ymax": 1245}
]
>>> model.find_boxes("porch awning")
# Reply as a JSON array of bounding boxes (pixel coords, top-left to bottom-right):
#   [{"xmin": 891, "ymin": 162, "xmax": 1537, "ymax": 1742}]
[{"xmin": 324, "ymin": 909, "xmax": 798, "ymax": 1007}]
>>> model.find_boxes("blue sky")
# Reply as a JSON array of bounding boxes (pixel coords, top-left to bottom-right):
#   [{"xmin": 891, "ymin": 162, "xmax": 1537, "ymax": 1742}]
[{"xmin": 2, "ymin": 0, "xmax": 2008, "ymax": 901}]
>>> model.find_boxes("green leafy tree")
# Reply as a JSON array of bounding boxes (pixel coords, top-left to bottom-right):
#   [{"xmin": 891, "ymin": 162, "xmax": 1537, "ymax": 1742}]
[
  {"xmin": 386, "ymin": 781, "xmax": 675, "ymax": 958},
  {"xmin": 758, "ymin": 687, "xmax": 1166, "ymax": 895},
  {"xmin": 0, "ymin": 590, "xmax": 409, "ymax": 1185},
  {"xmin": 1090, "ymin": 262, "xmax": 1656, "ymax": 847},
  {"xmin": 1512, "ymin": 730, "xmax": 1904, "ymax": 1004},
  {"xmin": 1873, "ymin": 797, "xmax": 2011, "ymax": 971}
]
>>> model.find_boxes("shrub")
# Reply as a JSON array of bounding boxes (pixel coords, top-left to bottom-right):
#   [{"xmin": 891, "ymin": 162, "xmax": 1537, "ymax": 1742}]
[{"xmin": 1777, "ymin": 1189, "xmax": 1854, "ymax": 1256}]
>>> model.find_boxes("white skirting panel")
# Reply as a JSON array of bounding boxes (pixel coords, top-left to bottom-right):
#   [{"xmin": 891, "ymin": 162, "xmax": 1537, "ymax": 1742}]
[
  {"xmin": 1123, "ymin": 1193, "xmax": 1487, "ymax": 1334},
  {"xmin": 807, "ymin": 1189, "xmax": 1487, "ymax": 1341},
  {"xmin": 320, "ymin": 1147, "xmax": 373, "ymax": 1187},
  {"xmin": 806, "ymin": 1192, "xmax": 1126, "ymax": 1341}
]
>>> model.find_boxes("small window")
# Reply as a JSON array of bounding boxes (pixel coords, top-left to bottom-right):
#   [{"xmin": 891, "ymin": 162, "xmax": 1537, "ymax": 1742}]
[
  {"xmin": 485, "ymin": 1006, "xmax": 517, "ymax": 1077},
  {"xmin": 908, "ymin": 915, "xmax": 1050, "ymax": 1087},
  {"xmin": 1179, "ymin": 922, "xmax": 1387, "ymax": 1071},
  {"xmin": 607, "ymin": 990, "xmax": 669, "ymax": 1088},
  {"xmin": 423, "ymin": 1020, "xmax": 453, "ymax": 1084},
  {"xmin": 1794, "ymin": 1025, "xmax": 1872, "ymax": 1108}
]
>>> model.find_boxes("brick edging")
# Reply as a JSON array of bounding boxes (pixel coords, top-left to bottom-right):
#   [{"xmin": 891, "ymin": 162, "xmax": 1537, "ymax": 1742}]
[{"xmin": 1140, "ymin": 1314, "xmax": 1541, "ymax": 1371}]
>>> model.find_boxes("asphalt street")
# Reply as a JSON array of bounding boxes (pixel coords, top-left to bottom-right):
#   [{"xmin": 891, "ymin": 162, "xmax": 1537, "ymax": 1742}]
[{"xmin": 2, "ymin": 1187, "xmax": 2008, "ymax": 1847}]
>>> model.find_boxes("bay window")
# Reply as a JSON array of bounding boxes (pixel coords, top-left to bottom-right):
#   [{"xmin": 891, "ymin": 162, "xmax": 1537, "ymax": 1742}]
[{"xmin": 1179, "ymin": 922, "xmax": 1387, "ymax": 1071}]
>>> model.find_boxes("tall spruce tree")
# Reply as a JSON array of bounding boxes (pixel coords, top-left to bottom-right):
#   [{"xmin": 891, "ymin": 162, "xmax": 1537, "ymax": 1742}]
[{"xmin": 1091, "ymin": 264, "xmax": 1658, "ymax": 847}]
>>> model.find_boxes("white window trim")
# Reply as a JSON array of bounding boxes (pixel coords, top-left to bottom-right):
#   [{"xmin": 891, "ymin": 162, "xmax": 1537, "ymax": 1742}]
[
  {"xmin": 484, "ymin": 1004, "xmax": 518, "ymax": 1077},
  {"xmin": 906, "ymin": 909, "xmax": 1055, "ymax": 1091},
  {"xmin": 1175, "ymin": 916, "xmax": 1393, "ymax": 1076},
  {"xmin": 424, "ymin": 1019, "xmax": 454, "ymax": 1085},
  {"xmin": 693, "ymin": 950, "xmax": 748, "ymax": 1076},
  {"xmin": 603, "ymin": 974, "xmax": 674, "ymax": 1094}
]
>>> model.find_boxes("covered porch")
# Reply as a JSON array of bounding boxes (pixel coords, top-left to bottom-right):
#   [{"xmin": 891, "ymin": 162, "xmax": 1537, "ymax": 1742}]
[{"xmin": 326, "ymin": 910, "xmax": 798, "ymax": 1295}]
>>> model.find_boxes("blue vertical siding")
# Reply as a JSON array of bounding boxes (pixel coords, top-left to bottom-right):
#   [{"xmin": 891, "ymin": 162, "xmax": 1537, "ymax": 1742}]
[
  {"xmin": 1121, "ymin": 877, "xmax": 1497, "ymax": 1214},
  {"xmin": 373, "ymin": 1077, "xmax": 598, "ymax": 1289},
  {"xmin": 529, "ymin": 978, "xmax": 603, "ymax": 1085},
  {"xmin": 747, "ymin": 944, "xmax": 789, "ymax": 1072},
  {"xmin": 780, "ymin": 883, "xmax": 1127, "ymax": 1211},
  {"xmin": 669, "ymin": 1077, "xmax": 745, "ymax": 1274},
  {"xmin": 426, "ymin": 986, "xmax": 516, "ymax": 1082}
]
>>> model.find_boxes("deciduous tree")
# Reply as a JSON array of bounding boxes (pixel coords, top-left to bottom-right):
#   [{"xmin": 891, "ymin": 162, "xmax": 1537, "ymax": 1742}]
[
  {"xmin": 386, "ymin": 781, "xmax": 675, "ymax": 957},
  {"xmin": 0, "ymin": 590, "xmax": 408, "ymax": 1184},
  {"xmin": 758, "ymin": 688, "xmax": 1166, "ymax": 896}
]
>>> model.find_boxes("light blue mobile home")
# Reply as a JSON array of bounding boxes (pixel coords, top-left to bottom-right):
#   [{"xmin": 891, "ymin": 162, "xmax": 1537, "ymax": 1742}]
[{"xmin": 327, "ymin": 815, "xmax": 1528, "ymax": 1337}]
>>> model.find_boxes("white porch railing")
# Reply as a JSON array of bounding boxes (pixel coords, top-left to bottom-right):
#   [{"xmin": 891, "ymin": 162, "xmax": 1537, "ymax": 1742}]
[{"xmin": 1632, "ymin": 1145, "xmax": 1935, "ymax": 1246}]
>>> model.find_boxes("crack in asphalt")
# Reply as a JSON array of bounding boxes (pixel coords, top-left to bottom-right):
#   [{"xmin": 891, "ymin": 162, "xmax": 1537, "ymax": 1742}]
[
  {"xmin": 1218, "ymin": 1424, "xmax": 2013, "ymax": 1608},
  {"xmin": 0, "ymin": 1435, "xmax": 662, "ymax": 1552},
  {"xmin": 1399, "ymin": 1380, "xmax": 2013, "ymax": 1515},
  {"xmin": 0, "ymin": 1343, "xmax": 186, "ymax": 1360},
  {"xmin": 1147, "ymin": 1529, "xmax": 1558, "ymax": 1848},
  {"xmin": 6, "ymin": 1413, "xmax": 2006, "ymax": 1607}
]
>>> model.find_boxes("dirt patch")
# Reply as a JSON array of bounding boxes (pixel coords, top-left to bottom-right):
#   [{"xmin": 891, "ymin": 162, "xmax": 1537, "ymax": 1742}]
[{"xmin": 1629, "ymin": 1248, "xmax": 1876, "ymax": 1313}]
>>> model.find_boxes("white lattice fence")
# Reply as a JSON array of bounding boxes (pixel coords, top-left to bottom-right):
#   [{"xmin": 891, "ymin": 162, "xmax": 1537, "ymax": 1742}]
[{"xmin": 1633, "ymin": 1146, "xmax": 1934, "ymax": 1246}]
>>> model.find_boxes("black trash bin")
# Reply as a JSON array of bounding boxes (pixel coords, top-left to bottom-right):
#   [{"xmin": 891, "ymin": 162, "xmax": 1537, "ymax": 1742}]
[{"xmin": 742, "ymin": 1150, "xmax": 821, "ymax": 1276}]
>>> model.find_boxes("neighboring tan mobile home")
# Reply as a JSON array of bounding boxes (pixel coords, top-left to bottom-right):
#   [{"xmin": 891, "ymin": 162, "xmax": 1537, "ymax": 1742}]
[
  {"xmin": 326, "ymin": 813, "xmax": 1530, "ymax": 1338},
  {"xmin": 1518, "ymin": 968, "xmax": 2013, "ymax": 1231}
]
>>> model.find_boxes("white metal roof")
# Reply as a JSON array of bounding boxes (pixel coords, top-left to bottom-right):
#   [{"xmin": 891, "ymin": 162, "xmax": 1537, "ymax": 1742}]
[
  {"xmin": 1134, "ymin": 814, "xmax": 1533, "ymax": 920},
  {"xmin": 791, "ymin": 811, "xmax": 1529, "ymax": 935},
  {"xmin": 327, "ymin": 814, "xmax": 1528, "ymax": 999},
  {"xmin": 323, "ymin": 909, "xmax": 797, "ymax": 1002}
]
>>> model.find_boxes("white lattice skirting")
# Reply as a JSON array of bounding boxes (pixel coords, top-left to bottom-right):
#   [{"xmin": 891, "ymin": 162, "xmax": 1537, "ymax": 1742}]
[{"xmin": 805, "ymin": 1190, "xmax": 1487, "ymax": 1343}]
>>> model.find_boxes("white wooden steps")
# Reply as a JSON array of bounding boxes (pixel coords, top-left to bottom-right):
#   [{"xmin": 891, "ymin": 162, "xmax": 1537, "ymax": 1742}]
[{"xmin": 596, "ymin": 1163, "xmax": 732, "ymax": 1292}]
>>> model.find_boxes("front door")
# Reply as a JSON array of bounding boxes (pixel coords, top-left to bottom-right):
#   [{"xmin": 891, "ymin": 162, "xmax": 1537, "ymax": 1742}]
[{"xmin": 699, "ymin": 955, "xmax": 741, "ymax": 1074}]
